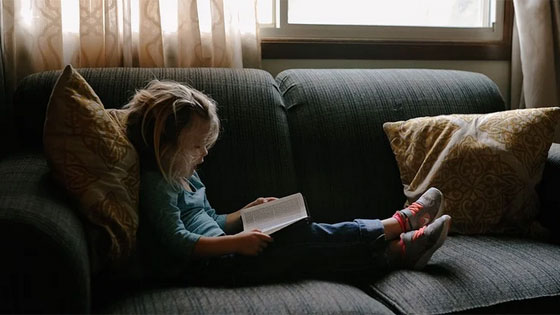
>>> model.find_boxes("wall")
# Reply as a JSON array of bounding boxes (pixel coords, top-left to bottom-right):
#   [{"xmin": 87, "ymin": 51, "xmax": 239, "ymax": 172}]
[{"xmin": 262, "ymin": 59, "xmax": 511, "ymax": 107}]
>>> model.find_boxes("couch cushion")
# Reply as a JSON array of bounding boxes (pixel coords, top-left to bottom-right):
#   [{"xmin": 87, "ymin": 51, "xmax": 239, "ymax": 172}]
[
  {"xmin": 96, "ymin": 280, "xmax": 394, "ymax": 314},
  {"xmin": 0, "ymin": 154, "xmax": 91, "ymax": 313},
  {"xmin": 370, "ymin": 235, "xmax": 560, "ymax": 314},
  {"xmin": 538, "ymin": 144, "xmax": 560, "ymax": 241},
  {"xmin": 14, "ymin": 67, "xmax": 297, "ymax": 214},
  {"xmin": 277, "ymin": 69, "xmax": 505, "ymax": 223}
]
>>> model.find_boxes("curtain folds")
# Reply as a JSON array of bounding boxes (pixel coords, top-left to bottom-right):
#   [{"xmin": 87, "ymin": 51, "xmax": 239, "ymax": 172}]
[
  {"xmin": 0, "ymin": 0, "xmax": 261, "ymax": 94},
  {"xmin": 512, "ymin": 0, "xmax": 560, "ymax": 109}
]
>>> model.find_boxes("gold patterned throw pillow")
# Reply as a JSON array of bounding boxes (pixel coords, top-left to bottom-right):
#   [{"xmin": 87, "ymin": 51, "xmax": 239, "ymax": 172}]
[
  {"xmin": 383, "ymin": 108, "xmax": 560, "ymax": 235},
  {"xmin": 43, "ymin": 65, "xmax": 139, "ymax": 271}
]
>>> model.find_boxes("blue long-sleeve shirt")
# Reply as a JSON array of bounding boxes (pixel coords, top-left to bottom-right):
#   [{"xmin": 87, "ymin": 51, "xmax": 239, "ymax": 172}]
[{"xmin": 138, "ymin": 169, "xmax": 227, "ymax": 278}]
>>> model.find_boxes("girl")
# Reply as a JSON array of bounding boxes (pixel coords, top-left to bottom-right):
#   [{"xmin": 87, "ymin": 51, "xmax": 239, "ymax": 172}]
[{"xmin": 124, "ymin": 80, "xmax": 451, "ymax": 285}]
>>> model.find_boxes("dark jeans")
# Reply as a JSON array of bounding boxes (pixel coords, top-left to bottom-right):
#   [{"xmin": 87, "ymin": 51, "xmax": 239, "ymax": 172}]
[{"xmin": 184, "ymin": 219, "xmax": 389, "ymax": 286}]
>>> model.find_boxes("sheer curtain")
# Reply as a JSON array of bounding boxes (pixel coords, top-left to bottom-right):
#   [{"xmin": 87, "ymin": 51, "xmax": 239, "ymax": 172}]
[
  {"xmin": 512, "ymin": 0, "xmax": 560, "ymax": 141},
  {"xmin": 0, "ymin": 0, "xmax": 261, "ymax": 95},
  {"xmin": 511, "ymin": 0, "xmax": 560, "ymax": 110}
]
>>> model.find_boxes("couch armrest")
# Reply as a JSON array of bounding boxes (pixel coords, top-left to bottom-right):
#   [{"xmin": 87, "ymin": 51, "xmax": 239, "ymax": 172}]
[
  {"xmin": 538, "ymin": 143, "xmax": 560, "ymax": 239},
  {"xmin": 0, "ymin": 153, "xmax": 91, "ymax": 314}
]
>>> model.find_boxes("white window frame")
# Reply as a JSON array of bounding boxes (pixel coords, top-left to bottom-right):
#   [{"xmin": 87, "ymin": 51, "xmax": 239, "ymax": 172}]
[{"xmin": 260, "ymin": 0, "xmax": 506, "ymax": 42}]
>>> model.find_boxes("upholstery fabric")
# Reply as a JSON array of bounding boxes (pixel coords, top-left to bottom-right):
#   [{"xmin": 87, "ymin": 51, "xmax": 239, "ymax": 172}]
[
  {"xmin": 0, "ymin": 154, "xmax": 90, "ymax": 313},
  {"xmin": 43, "ymin": 65, "xmax": 140, "ymax": 270},
  {"xmin": 8, "ymin": 67, "xmax": 560, "ymax": 314},
  {"xmin": 538, "ymin": 143, "xmax": 560, "ymax": 240},
  {"xmin": 512, "ymin": 0, "xmax": 560, "ymax": 112},
  {"xmin": 277, "ymin": 69, "xmax": 505, "ymax": 223},
  {"xmin": 14, "ymin": 67, "xmax": 297, "ymax": 215},
  {"xmin": 96, "ymin": 280, "xmax": 394, "ymax": 314},
  {"xmin": 370, "ymin": 235, "xmax": 560, "ymax": 314},
  {"xmin": 383, "ymin": 108, "xmax": 560, "ymax": 235}
]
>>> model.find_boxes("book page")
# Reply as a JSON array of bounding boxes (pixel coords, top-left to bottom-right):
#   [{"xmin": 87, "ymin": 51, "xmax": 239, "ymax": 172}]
[{"xmin": 240, "ymin": 193, "xmax": 308, "ymax": 234}]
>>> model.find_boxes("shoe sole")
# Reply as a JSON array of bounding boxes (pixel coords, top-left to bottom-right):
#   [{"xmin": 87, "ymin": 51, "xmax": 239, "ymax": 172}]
[
  {"xmin": 413, "ymin": 216, "xmax": 451, "ymax": 270},
  {"xmin": 434, "ymin": 191, "xmax": 445, "ymax": 221}
]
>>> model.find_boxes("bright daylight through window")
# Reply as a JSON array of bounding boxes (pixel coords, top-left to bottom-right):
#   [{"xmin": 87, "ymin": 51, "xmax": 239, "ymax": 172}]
[{"xmin": 258, "ymin": 0, "xmax": 501, "ymax": 41}]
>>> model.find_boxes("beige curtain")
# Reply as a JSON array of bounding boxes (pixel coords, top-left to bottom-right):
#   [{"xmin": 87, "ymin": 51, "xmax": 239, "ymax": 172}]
[
  {"xmin": 511, "ymin": 0, "xmax": 560, "ymax": 110},
  {"xmin": 0, "ymin": 0, "xmax": 261, "ymax": 94}
]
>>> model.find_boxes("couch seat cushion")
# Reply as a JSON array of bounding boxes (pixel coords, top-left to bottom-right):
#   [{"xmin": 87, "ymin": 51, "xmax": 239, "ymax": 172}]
[
  {"xmin": 96, "ymin": 280, "xmax": 394, "ymax": 314},
  {"xmin": 370, "ymin": 235, "xmax": 560, "ymax": 314}
]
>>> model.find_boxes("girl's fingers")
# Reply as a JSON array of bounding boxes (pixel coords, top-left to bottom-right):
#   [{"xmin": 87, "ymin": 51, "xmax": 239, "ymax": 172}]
[
  {"xmin": 256, "ymin": 232, "xmax": 273, "ymax": 242},
  {"xmin": 243, "ymin": 197, "xmax": 278, "ymax": 209},
  {"xmin": 260, "ymin": 197, "xmax": 277, "ymax": 203}
]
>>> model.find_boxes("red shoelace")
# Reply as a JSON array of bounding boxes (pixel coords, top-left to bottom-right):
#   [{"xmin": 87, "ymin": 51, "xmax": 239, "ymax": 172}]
[
  {"xmin": 399, "ymin": 225, "xmax": 426, "ymax": 257},
  {"xmin": 393, "ymin": 202, "xmax": 424, "ymax": 233},
  {"xmin": 408, "ymin": 202, "xmax": 423, "ymax": 215},
  {"xmin": 412, "ymin": 226, "xmax": 426, "ymax": 240}
]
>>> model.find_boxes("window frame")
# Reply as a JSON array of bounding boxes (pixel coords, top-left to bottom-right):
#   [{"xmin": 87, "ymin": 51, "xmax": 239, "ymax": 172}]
[{"xmin": 260, "ymin": 0, "xmax": 514, "ymax": 60}]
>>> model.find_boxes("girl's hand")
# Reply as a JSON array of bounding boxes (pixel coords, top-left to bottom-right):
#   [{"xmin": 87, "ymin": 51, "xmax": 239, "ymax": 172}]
[
  {"xmin": 232, "ymin": 229, "xmax": 274, "ymax": 256},
  {"xmin": 242, "ymin": 197, "xmax": 278, "ymax": 209},
  {"xmin": 224, "ymin": 197, "xmax": 277, "ymax": 234}
]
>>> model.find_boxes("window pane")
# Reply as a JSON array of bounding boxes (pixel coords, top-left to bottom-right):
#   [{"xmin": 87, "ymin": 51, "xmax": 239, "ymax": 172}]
[
  {"xmin": 288, "ymin": 0, "xmax": 494, "ymax": 28},
  {"xmin": 257, "ymin": 0, "xmax": 274, "ymax": 24}
]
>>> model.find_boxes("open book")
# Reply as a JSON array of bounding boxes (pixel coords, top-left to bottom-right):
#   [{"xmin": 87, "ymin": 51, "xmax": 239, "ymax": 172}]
[{"xmin": 240, "ymin": 193, "xmax": 309, "ymax": 234}]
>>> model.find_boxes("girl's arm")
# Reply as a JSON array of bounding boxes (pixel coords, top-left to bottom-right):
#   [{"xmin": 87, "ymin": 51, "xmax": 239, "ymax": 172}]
[
  {"xmin": 224, "ymin": 211, "xmax": 242, "ymax": 234},
  {"xmin": 193, "ymin": 229, "xmax": 273, "ymax": 257},
  {"xmin": 198, "ymin": 197, "xmax": 279, "ymax": 257},
  {"xmin": 141, "ymin": 173, "xmax": 206, "ymax": 261},
  {"xmin": 223, "ymin": 197, "xmax": 278, "ymax": 234}
]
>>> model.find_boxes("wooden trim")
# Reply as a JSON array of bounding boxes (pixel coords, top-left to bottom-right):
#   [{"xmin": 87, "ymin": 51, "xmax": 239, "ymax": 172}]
[{"xmin": 262, "ymin": 1, "xmax": 514, "ymax": 60}]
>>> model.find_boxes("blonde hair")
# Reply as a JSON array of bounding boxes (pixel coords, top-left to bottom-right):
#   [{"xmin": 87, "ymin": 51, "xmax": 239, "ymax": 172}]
[{"xmin": 123, "ymin": 79, "xmax": 220, "ymax": 188}]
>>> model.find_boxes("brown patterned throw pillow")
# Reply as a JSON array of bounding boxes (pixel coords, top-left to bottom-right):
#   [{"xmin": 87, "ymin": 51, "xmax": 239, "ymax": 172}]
[
  {"xmin": 43, "ymin": 65, "xmax": 139, "ymax": 271},
  {"xmin": 383, "ymin": 108, "xmax": 560, "ymax": 235}
]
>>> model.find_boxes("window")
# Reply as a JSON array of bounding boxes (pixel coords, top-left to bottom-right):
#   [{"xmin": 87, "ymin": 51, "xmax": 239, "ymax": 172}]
[
  {"xmin": 286, "ymin": 0, "xmax": 496, "ymax": 27},
  {"xmin": 257, "ymin": 0, "xmax": 513, "ymax": 60}
]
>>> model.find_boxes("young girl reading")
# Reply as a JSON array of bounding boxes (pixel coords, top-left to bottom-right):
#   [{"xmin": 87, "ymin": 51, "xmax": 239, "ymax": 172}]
[{"xmin": 124, "ymin": 79, "xmax": 452, "ymax": 285}]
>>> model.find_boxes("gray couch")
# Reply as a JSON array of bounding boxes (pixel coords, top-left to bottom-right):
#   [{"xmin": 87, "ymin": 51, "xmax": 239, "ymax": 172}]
[{"xmin": 1, "ymin": 67, "xmax": 560, "ymax": 314}]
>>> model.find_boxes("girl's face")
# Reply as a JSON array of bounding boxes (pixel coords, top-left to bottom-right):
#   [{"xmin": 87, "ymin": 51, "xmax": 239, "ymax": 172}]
[{"xmin": 174, "ymin": 117, "xmax": 212, "ymax": 178}]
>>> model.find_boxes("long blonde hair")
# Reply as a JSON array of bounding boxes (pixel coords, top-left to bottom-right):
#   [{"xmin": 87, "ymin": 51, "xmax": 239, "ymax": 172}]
[{"xmin": 123, "ymin": 80, "xmax": 220, "ymax": 188}]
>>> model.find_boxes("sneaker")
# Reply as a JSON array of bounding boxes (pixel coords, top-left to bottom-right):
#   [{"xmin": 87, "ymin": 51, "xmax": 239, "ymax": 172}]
[
  {"xmin": 399, "ymin": 214, "xmax": 451, "ymax": 270},
  {"xmin": 393, "ymin": 187, "xmax": 444, "ymax": 232}
]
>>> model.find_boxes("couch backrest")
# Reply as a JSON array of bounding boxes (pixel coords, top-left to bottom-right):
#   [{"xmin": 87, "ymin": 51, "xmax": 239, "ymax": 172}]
[
  {"xmin": 13, "ymin": 68, "xmax": 298, "ymax": 213},
  {"xmin": 13, "ymin": 67, "xmax": 506, "ymax": 222},
  {"xmin": 277, "ymin": 69, "xmax": 505, "ymax": 222}
]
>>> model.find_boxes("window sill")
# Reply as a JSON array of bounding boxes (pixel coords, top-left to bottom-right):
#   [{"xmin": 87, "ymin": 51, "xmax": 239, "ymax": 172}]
[{"xmin": 261, "ymin": 39, "xmax": 511, "ymax": 60}]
